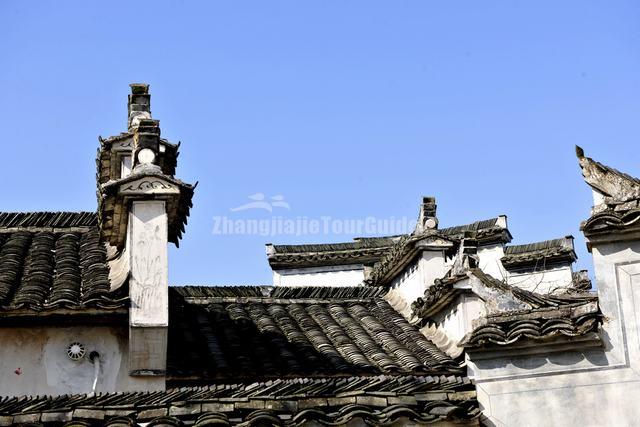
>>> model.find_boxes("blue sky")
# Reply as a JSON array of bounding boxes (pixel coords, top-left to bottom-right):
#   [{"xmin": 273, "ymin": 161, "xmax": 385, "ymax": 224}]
[{"xmin": 1, "ymin": 1, "xmax": 639, "ymax": 285}]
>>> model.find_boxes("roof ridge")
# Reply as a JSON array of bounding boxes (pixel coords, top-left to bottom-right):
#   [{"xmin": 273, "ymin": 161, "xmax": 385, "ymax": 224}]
[
  {"xmin": 271, "ymin": 239, "xmax": 397, "ymax": 254},
  {"xmin": 504, "ymin": 236, "xmax": 573, "ymax": 255},
  {"xmin": 439, "ymin": 217, "xmax": 502, "ymax": 234},
  {"xmin": 0, "ymin": 212, "xmax": 97, "ymax": 229},
  {"xmin": 170, "ymin": 285, "xmax": 387, "ymax": 299}
]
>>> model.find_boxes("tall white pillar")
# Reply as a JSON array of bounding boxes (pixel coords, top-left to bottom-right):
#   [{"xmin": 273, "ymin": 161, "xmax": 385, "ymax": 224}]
[{"xmin": 128, "ymin": 200, "xmax": 169, "ymax": 378}]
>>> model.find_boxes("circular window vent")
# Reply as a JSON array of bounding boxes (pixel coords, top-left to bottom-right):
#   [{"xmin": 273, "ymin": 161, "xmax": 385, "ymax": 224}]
[{"xmin": 67, "ymin": 342, "xmax": 86, "ymax": 361}]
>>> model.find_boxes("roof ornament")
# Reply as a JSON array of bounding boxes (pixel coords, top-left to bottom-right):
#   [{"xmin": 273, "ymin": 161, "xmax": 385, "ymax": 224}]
[
  {"xmin": 96, "ymin": 84, "xmax": 195, "ymax": 250},
  {"xmin": 576, "ymin": 145, "xmax": 640, "ymax": 205},
  {"xmin": 128, "ymin": 83, "xmax": 151, "ymax": 130},
  {"xmin": 126, "ymin": 84, "xmax": 163, "ymax": 174},
  {"xmin": 415, "ymin": 196, "xmax": 438, "ymax": 234}
]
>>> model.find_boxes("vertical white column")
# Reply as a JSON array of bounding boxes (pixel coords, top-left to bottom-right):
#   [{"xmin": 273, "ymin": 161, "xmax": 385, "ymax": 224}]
[
  {"xmin": 129, "ymin": 201, "xmax": 168, "ymax": 327},
  {"xmin": 128, "ymin": 200, "xmax": 168, "ymax": 379}
]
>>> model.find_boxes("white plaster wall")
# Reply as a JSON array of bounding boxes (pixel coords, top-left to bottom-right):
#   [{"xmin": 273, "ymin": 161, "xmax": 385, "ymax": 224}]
[
  {"xmin": 389, "ymin": 262, "xmax": 421, "ymax": 305},
  {"xmin": 389, "ymin": 251, "xmax": 448, "ymax": 310},
  {"xmin": 433, "ymin": 294, "xmax": 485, "ymax": 345},
  {"xmin": 129, "ymin": 201, "xmax": 169, "ymax": 327},
  {"xmin": 506, "ymin": 265, "xmax": 573, "ymax": 294},
  {"xmin": 273, "ymin": 264, "xmax": 365, "ymax": 287},
  {"xmin": 0, "ymin": 326, "xmax": 164, "ymax": 396},
  {"xmin": 477, "ymin": 245, "xmax": 507, "ymax": 281},
  {"xmin": 468, "ymin": 240, "xmax": 640, "ymax": 426},
  {"xmin": 475, "ymin": 370, "xmax": 640, "ymax": 427}
]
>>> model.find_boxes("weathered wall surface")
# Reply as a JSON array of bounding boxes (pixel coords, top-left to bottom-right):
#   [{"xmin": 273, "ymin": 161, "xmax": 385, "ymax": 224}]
[
  {"xmin": 506, "ymin": 265, "xmax": 573, "ymax": 294},
  {"xmin": 0, "ymin": 326, "xmax": 163, "ymax": 396},
  {"xmin": 468, "ymin": 240, "xmax": 640, "ymax": 427},
  {"xmin": 477, "ymin": 244, "xmax": 506, "ymax": 280},
  {"xmin": 475, "ymin": 369, "xmax": 640, "ymax": 427},
  {"xmin": 433, "ymin": 293, "xmax": 484, "ymax": 344},
  {"xmin": 390, "ymin": 251, "xmax": 449, "ymax": 308},
  {"xmin": 273, "ymin": 264, "xmax": 365, "ymax": 286}
]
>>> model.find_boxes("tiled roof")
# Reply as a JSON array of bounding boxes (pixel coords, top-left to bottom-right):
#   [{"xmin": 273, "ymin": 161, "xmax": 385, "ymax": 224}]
[
  {"xmin": 267, "ymin": 237, "xmax": 399, "ymax": 269},
  {"xmin": 502, "ymin": 237, "xmax": 576, "ymax": 270},
  {"xmin": 459, "ymin": 299, "xmax": 600, "ymax": 349},
  {"xmin": 0, "ymin": 212, "xmax": 97, "ymax": 229},
  {"xmin": 267, "ymin": 217, "xmax": 510, "ymax": 271},
  {"xmin": 439, "ymin": 217, "xmax": 511, "ymax": 244},
  {"xmin": 581, "ymin": 208, "xmax": 640, "ymax": 237},
  {"xmin": 167, "ymin": 286, "xmax": 461, "ymax": 385},
  {"xmin": 0, "ymin": 212, "xmax": 127, "ymax": 312},
  {"xmin": 273, "ymin": 237, "xmax": 399, "ymax": 254},
  {"xmin": 0, "ymin": 375, "xmax": 479, "ymax": 426}
]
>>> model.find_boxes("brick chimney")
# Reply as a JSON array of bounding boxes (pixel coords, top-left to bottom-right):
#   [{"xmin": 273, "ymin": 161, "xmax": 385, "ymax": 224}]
[
  {"xmin": 415, "ymin": 196, "xmax": 438, "ymax": 233},
  {"xmin": 128, "ymin": 83, "xmax": 152, "ymax": 130}
]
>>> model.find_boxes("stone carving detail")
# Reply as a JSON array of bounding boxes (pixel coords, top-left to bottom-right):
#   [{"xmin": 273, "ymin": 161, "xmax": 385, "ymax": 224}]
[
  {"xmin": 121, "ymin": 180, "xmax": 176, "ymax": 193},
  {"xmin": 112, "ymin": 139, "xmax": 133, "ymax": 149}
]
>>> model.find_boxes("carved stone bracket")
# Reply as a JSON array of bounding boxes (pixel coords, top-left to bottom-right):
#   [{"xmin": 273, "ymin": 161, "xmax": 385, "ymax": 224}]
[{"xmin": 119, "ymin": 177, "xmax": 179, "ymax": 196}]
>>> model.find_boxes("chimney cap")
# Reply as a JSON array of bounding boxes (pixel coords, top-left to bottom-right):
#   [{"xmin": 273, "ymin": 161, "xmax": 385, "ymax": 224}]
[
  {"xmin": 130, "ymin": 83, "xmax": 150, "ymax": 95},
  {"xmin": 422, "ymin": 196, "xmax": 436, "ymax": 204}
]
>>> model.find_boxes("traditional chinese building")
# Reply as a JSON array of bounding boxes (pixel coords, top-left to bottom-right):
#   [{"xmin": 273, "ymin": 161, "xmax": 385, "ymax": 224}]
[{"xmin": 0, "ymin": 85, "xmax": 637, "ymax": 426}]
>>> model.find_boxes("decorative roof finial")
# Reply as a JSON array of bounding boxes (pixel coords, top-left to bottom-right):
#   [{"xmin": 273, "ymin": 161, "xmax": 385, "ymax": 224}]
[
  {"xmin": 576, "ymin": 146, "xmax": 640, "ymax": 203},
  {"xmin": 128, "ymin": 83, "xmax": 151, "ymax": 130},
  {"xmin": 415, "ymin": 196, "xmax": 438, "ymax": 233}
]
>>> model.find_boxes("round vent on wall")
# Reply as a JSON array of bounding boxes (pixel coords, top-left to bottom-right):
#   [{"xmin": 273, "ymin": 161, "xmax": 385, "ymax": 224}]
[{"xmin": 67, "ymin": 342, "xmax": 86, "ymax": 361}]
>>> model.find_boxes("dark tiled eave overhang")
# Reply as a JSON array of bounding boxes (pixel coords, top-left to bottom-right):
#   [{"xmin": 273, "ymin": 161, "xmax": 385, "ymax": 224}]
[
  {"xmin": 173, "ymin": 284, "xmax": 388, "ymax": 306},
  {"xmin": 581, "ymin": 207, "xmax": 640, "ymax": 243},
  {"xmin": 0, "ymin": 307, "xmax": 128, "ymax": 327},
  {"xmin": 502, "ymin": 237, "xmax": 576, "ymax": 270},
  {"xmin": 460, "ymin": 299, "xmax": 601, "ymax": 350},
  {"xmin": 267, "ymin": 238, "xmax": 398, "ymax": 269},
  {"xmin": 268, "ymin": 246, "xmax": 392, "ymax": 269},
  {"xmin": 0, "ymin": 375, "xmax": 479, "ymax": 426}
]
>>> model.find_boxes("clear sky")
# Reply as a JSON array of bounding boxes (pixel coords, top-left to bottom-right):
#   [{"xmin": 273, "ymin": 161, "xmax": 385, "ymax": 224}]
[{"xmin": 1, "ymin": 1, "xmax": 639, "ymax": 285}]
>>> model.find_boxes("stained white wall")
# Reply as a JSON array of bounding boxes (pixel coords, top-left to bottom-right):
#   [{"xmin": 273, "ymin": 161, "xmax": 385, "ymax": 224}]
[
  {"xmin": 468, "ymin": 240, "xmax": 640, "ymax": 427},
  {"xmin": 0, "ymin": 326, "xmax": 164, "ymax": 396},
  {"xmin": 506, "ymin": 265, "xmax": 573, "ymax": 294},
  {"xmin": 273, "ymin": 264, "xmax": 365, "ymax": 287},
  {"xmin": 129, "ymin": 201, "xmax": 169, "ymax": 327},
  {"xmin": 389, "ymin": 251, "xmax": 448, "ymax": 309},
  {"xmin": 432, "ymin": 293, "xmax": 485, "ymax": 345},
  {"xmin": 477, "ymin": 244, "xmax": 507, "ymax": 281}
]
